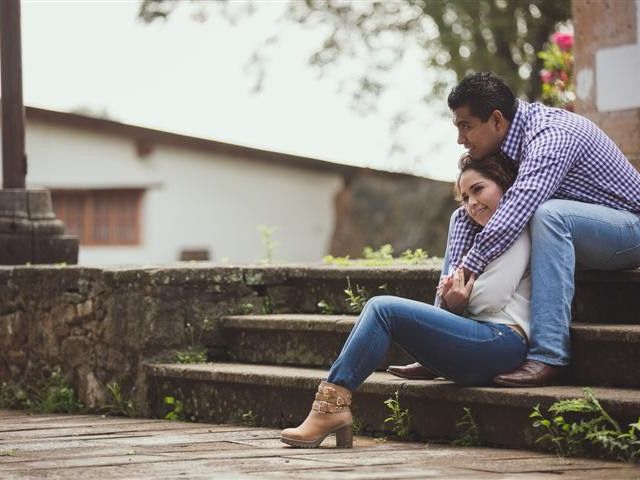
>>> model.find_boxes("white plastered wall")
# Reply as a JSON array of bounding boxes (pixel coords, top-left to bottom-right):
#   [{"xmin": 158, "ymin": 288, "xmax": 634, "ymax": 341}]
[
  {"xmin": 19, "ymin": 121, "xmax": 342, "ymax": 265},
  {"xmin": 594, "ymin": 0, "xmax": 640, "ymax": 112}
]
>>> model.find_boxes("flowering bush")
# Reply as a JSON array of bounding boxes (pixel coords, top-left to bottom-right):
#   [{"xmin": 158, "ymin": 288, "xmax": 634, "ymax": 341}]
[{"xmin": 538, "ymin": 31, "xmax": 575, "ymax": 110}]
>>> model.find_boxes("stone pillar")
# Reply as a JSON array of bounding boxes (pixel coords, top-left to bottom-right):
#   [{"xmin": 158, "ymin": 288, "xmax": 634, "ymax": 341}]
[
  {"xmin": 0, "ymin": 189, "xmax": 78, "ymax": 265},
  {"xmin": 573, "ymin": 0, "xmax": 640, "ymax": 171}
]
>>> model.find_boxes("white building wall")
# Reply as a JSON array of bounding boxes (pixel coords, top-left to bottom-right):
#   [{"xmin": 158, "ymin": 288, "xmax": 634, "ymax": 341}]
[{"xmin": 20, "ymin": 121, "xmax": 342, "ymax": 265}]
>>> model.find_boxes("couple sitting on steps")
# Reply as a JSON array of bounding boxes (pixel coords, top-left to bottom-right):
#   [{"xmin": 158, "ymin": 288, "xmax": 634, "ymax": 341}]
[{"xmin": 281, "ymin": 72, "xmax": 640, "ymax": 449}]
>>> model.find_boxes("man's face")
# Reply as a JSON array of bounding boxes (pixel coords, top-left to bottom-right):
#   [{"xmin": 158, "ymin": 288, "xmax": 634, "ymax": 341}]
[{"xmin": 452, "ymin": 105, "xmax": 508, "ymax": 159}]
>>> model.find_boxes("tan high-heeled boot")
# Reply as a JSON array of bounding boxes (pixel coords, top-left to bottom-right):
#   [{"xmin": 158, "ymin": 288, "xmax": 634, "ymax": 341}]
[{"xmin": 280, "ymin": 380, "xmax": 353, "ymax": 448}]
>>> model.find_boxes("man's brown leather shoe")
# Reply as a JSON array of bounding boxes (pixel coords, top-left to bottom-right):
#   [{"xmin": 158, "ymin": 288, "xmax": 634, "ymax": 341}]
[
  {"xmin": 386, "ymin": 362, "xmax": 438, "ymax": 380},
  {"xmin": 493, "ymin": 360, "xmax": 566, "ymax": 387}
]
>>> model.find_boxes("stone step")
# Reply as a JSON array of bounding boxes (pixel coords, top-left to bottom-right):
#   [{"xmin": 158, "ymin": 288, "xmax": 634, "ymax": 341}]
[
  {"xmin": 214, "ymin": 314, "xmax": 640, "ymax": 388},
  {"xmin": 230, "ymin": 265, "xmax": 640, "ymax": 324},
  {"xmin": 145, "ymin": 362, "xmax": 640, "ymax": 452}
]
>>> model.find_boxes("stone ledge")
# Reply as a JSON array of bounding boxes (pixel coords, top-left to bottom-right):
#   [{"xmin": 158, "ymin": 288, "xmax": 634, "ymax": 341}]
[
  {"xmin": 220, "ymin": 314, "xmax": 356, "ymax": 332},
  {"xmin": 146, "ymin": 362, "xmax": 640, "ymax": 450},
  {"xmin": 145, "ymin": 362, "xmax": 640, "ymax": 410}
]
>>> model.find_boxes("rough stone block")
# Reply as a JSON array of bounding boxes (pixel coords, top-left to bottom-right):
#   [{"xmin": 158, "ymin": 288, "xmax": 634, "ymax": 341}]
[
  {"xmin": 0, "ymin": 232, "xmax": 32, "ymax": 265},
  {"xmin": 32, "ymin": 234, "xmax": 79, "ymax": 265}
]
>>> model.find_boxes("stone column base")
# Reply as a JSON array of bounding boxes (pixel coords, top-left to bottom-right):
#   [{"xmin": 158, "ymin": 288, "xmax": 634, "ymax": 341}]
[{"xmin": 0, "ymin": 189, "xmax": 78, "ymax": 265}]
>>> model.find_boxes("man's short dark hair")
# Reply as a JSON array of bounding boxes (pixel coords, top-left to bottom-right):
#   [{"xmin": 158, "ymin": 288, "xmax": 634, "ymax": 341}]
[{"xmin": 447, "ymin": 72, "xmax": 517, "ymax": 122}]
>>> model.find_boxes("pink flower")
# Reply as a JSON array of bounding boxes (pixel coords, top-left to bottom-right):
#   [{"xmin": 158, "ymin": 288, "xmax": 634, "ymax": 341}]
[
  {"xmin": 552, "ymin": 32, "xmax": 573, "ymax": 51},
  {"xmin": 540, "ymin": 69, "xmax": 553, "ymax": 83}
]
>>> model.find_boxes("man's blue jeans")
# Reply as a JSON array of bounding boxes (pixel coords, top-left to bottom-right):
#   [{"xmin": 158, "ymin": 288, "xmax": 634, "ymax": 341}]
[
  {"xmin": 528, "ymin": 200, "xmax": 640, "ymax": 366},
  {"xmin": 327, "ymin": 296, "xmax": 527, "ymax": 390}
]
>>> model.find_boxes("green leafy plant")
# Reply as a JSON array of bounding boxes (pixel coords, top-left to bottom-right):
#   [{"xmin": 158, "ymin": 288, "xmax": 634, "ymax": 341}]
[
  {"xmin": 344, "ymin": 277, "xmax": 368, "ymax": 313},
  {"xmin": 324, "ymin": 246, "xmax": 432, "ymax": 267},
  {"xmin": 240, "ymin": 410, "xmax": 259, "ymax": 427},
  {"xmin": 352, "ymin": 416, "xmax": 363, "ymax": 436},
  {"xmin": 101, "ymin": 382, "xmax": 135, "ymax": 417},
  {"xmin": 531, "ymin": 388, "xmax": 640, "ymax": 462},
  {"xmin": 363, "ymin": 244, "xmax": 395, "ymax": 264},
  {"xmin": 261, "ymin": 296, "xmax": 274, "ymax": 314},
  {"xmin": 0, "ymin": 382, "xmax": 31, "ymax": 410},
  {"xmin": 257, "ymin": 224, "xmax": 280, "ymax": 264},
  {"xmin": 322, "ymin": 254, "xmax": 351, "ymax": 266},
  {"xmin": 164, "ymin": 396, "xmax": 186, "ymax": 421},
  {"xmin": 0, "ymin": 367, "xmax": 82, "ymax": 413},
  {"xmin": 175, "ymin": 349, "xmax": 208, "ymax": 364},
  {"xmin": 34, "ymin": 367, "xmax": 80, "ymax": 413},
  {"xmin": 452, "ymin": 407, "xmax": 481, "ymax": 447},
  {"xmin": 383, "ymin": 390, "xmax": 410, "ymax": 440},
  {"xmin": 317, "ymin": 299, "xmax": 334, "ymax": 314},
  {"xmin": 175, "ymin": 317, "xmax": 211, "ymax": 364},
  {"xmin": 400, "ymin": 248, "xmax": 429, "ymax": 264}
]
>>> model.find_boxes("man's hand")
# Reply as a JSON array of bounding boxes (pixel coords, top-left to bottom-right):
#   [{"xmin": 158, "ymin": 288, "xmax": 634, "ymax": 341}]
[{"xmin": 442, "ymin": 267, "xmax": 475, "ymax": 315}]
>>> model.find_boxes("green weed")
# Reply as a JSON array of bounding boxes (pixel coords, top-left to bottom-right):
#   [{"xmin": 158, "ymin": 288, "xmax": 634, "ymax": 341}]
[
  {"xmin": 452, "ymin": 407, "xmax": 481, "ymax": 446},
  {"xmin": 240, "ymin": 410, "xmax": 259, "ymax": 427},
  {"xmin": 344, "ymin": 277, "xmax": 368, "ymax": 313},
  {"xmin": 383, "ymin": 390, "xmax": 410, "ymax": 440},
  {"xmin": 531, "ymin": 387, "xmax": 640, "ymax": 462},
  {"xmin": 323, "ymin": 245, "xmax": 432, "ymax": 266},
  {"xmin": 352, "ymin": 416, "xmax": 363, "ymax": 436},
  {"xmin": 261, "ymin": 296, "xmax": 274, "ymax": 314},
  {"xmin": 317, "ymin": 299, "xmax": 334, "ymax": 314},
  {"xmin": 164, "ymin": 396, "xmax": 186, "ymax": 421},
  {"xmin": 175, "ymin": 317, "xmax": 211, "ymax": 363},
  {"xmin": 101, "ymin": 382, "xmax": 135, "ymax": 417}
]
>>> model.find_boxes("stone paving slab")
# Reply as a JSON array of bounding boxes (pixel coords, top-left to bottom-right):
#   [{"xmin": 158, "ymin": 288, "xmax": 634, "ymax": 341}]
[{"xmin": 0, "ymin": 410, "xmax": 638, "ymax": 479}]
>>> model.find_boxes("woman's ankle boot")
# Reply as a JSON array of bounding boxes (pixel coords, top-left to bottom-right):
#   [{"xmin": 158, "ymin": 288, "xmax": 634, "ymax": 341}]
[{"xmin": 280, "ymin": 381, "xmax": 353, "ymax": 448}]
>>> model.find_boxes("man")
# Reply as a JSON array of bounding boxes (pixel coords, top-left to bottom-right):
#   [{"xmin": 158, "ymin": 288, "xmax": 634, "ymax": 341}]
[{"xmin": 388, "ymin": 72, "xmax": 640, "ymax": 387}]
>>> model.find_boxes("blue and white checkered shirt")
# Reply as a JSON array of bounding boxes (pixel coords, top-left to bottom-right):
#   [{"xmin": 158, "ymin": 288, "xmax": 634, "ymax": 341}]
[{"xmin": 448, "ymin": 99, "xmax": 640, "ymax": 276}]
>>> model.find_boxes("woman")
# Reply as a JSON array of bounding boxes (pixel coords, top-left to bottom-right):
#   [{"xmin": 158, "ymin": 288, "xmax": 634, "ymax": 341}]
[{"xmin": 281, "ymin": 153, "xmax": 530, "ymax": 449}]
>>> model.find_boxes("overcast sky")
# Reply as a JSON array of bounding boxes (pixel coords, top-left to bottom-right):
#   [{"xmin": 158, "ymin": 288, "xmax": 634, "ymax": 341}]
[{"xmin": 22, "ymin": 0, "xmax": 463, "ymax": 181}]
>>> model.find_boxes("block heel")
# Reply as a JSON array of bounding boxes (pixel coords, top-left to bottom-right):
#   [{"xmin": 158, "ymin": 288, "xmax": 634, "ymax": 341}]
[{"xmin": 335, "ymin": 424, "xmax": 353, "ymax": 448}]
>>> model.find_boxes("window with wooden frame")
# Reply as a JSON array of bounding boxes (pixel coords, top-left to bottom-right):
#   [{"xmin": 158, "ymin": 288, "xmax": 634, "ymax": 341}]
[{"xmin": 51, "ymin": 189, "xmax": 144, "ymax": 246}]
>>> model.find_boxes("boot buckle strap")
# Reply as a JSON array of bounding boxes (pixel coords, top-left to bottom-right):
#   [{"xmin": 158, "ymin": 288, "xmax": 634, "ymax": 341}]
[{"xmin": 312, "ymin": 400, "xmax": 349, "ymax": 414}]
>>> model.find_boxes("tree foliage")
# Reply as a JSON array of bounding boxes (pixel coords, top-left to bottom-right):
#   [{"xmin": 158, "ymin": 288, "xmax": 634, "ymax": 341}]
[{"xmin": 138, "ymin": 0, "xmax": 571, "ymax": 106}]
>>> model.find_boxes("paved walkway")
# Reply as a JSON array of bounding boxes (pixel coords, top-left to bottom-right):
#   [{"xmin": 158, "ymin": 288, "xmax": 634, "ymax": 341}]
[{"xmin": 0, "ymin": 410, "xmax": 638, "ymax": 479}]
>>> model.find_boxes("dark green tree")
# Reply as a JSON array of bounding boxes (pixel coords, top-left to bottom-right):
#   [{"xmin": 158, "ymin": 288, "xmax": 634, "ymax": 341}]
[{"xmin": 138, "ymin": 0, "xmax": 571, "ymax": 105}]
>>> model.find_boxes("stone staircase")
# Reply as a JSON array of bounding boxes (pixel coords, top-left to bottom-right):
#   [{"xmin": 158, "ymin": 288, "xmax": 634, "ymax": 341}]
[{"xmin": 145, "ymin": 265, "xmax": 640, "ymax": 450}]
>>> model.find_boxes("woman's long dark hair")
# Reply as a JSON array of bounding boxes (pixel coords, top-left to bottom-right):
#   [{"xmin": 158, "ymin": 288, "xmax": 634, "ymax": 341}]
[{"xmin": 454, "ymin": 152, "xmax": 518, "ymax": 202}]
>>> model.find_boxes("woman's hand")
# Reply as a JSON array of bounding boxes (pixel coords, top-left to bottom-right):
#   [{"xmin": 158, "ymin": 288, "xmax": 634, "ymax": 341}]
[{"xmin": 442, "ymin": 267, "xmax": 475, "ymax": 315}]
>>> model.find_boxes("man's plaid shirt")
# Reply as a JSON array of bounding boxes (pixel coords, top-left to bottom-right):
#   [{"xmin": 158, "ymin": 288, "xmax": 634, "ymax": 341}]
[{"xmin": 447, "ymin": 99, "xmax": 640, "ymax": 276}]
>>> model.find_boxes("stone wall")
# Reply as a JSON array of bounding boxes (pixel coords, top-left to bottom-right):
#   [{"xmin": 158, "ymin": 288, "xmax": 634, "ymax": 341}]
[
  {"xmin": 0, "ymin": 264, "xmax": 442, "ymax": 415},
  {"xmin": 0, "ymin": 266, "xmax": 258, "ymax": 414},
  {"xmin": 330, "ymin": 170, "xmax": 458, "ymax": 258},
  {"xmin": 573, "ymin": 0, "xmax": 640, "ymax": 170}
]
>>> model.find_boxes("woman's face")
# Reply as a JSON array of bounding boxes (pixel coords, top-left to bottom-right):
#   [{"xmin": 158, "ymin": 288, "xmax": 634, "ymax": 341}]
[{"xmin": 458, "ymin": 169, "xmax": 504, "ymax": 226}]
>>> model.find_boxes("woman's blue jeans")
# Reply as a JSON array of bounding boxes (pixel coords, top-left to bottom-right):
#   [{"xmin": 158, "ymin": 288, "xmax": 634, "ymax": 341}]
[{"xmin": 327, "ymin": 296, "xmax": 528, "ymax": 390}]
